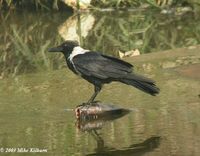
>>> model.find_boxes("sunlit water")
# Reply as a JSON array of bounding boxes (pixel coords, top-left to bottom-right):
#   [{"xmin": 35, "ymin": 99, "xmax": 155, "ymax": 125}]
[{"xmin": 0, "ymin": 9, "xmax": 200, "ymax": 156}]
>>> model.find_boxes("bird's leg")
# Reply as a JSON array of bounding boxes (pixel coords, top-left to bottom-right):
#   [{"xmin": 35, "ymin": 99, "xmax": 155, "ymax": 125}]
[{"xmin": 87, "ymin": 85, "xmax": 102, "ymax": 105}]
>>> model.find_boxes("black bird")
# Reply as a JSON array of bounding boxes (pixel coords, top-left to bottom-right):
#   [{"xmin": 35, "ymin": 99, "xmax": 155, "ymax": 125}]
[{"xmin": 48, "ymin": 40, "xmax": 159, "ymax": 104}]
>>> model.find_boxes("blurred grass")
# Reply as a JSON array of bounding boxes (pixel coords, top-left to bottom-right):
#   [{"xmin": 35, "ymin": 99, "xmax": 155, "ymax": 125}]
[
  {"xmin": 1, "ymin": 0, "xmax": 200, "ymax": 10},
  {"xmin": 84, "ymin": 10, "xmax": 200, "ymax": 56},
  {"xmin": 0, "ymin": 0, "xmax": 71, "ymax": 11},
  {"xmin": 0, "ymin": 12, "xmax": 64, "ymax": 78},
  {"xmin": 0, "ymin": 1, "xmax": 200, "ymax": 78},
  {"xmin": 91, "ymin": 0, "xmax": 143, "ymax": 8}
]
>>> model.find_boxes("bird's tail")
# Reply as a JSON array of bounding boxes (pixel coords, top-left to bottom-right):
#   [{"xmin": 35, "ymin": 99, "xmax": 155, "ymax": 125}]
[{"xmin": 120, "ymin": 73, "xmax": 160, "ymax": 96}]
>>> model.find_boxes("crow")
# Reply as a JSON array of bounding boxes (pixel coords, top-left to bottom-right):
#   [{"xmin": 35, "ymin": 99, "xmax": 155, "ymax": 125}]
[{"xmin": 48, "ymin": 40, "xmax": 159, "ymax": 104}]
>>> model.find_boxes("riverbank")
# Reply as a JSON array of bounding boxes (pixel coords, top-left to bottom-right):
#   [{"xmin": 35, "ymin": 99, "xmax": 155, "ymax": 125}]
[{"xmin": 1, "ymin": 0, "xmax": 200, "ymax": 11}]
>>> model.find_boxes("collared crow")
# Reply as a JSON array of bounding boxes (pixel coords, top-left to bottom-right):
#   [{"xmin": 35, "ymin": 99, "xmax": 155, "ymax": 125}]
[{"xmin": 48, "ymin": 40, "xmax": 159, "ymax": 104}]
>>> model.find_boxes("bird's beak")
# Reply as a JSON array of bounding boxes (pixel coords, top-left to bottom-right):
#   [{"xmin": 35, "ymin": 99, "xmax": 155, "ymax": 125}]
[{"xmin": 48, "ymin": 46, "xmax": 63, "ymax": 52}]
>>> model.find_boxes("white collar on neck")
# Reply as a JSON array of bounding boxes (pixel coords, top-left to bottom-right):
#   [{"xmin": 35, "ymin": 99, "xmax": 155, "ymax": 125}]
[{"xmin": 69, "ymin": 46, "xmax": 89, "ymax": 61}]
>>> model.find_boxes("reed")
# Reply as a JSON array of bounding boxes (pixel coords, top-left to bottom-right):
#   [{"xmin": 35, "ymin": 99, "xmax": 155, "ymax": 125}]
[
  {"xmin": 84, "ymin": 11, "xmax": 200, "ymax": 55},
  {"xmin": 0, "ymin": 1, "xmax": 200, "ymax": 78},
  {"xmin": 0, "ymin": 0, "xmax": 187, "ymax": 10},
  {"xmin": 0, "ymin": 0, "xmax": 57, "ymax": 10},
  {"xmin": 0, "ymin": 13, "xmax": 63, "ymax": 78}
]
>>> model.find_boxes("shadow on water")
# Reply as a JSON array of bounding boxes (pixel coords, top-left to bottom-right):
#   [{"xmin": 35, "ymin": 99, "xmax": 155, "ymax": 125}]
[
  {"xmin": 74, "ymin": 102, "xmax": 160, "ymax": 156},
  {"xmin": 87, "ymin": 135, "xmax": 160, "ymax": 156}
]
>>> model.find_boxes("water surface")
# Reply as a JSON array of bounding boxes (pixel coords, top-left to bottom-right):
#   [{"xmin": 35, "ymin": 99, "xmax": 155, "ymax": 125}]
[
  {"xmin": 0, "ymin": 9, "xmax": 200, "ymax": 156},
  {"xmin": 0, "ymin": 45, "xmax": 200, "ymax": 155}
]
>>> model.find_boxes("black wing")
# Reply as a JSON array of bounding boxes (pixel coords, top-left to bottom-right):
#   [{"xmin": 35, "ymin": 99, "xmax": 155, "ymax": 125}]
[{"xmin": 72, "ymin": 52, "xmax": 133, "ymax": 79}]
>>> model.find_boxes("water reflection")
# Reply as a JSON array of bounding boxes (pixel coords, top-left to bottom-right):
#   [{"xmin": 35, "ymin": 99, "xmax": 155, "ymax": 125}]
[
  {"xmin": 0, "ymin": 8, "xmax": 200, "ymax": 156},
  {"xmin": 58, "ymin": 13, "xmax": 95, "ymax": 43},
  {"xmin": 87, "ymin": 135, "xmax": 160, "ymax": 156},
  {"xmin": 75, "ymin": 103, "xmax": 160, "ymax": 155},
  {"xmin": 75, "ymin": 102, "xmax": 130, "ymax": 131},
  {"xmin": 55, "ymin": 10, "xmax": 200, "ymax": 55},
  {"xmin": 1, "ymin": 9, "xmax": 200, "ymax": 77},
  {"xmin": 0, "ymin": 58, "xmax": 199, "ymax": 155},
  {"xmin": 58, "ymin": 10, "xmax": 200, "ymax": 55}
]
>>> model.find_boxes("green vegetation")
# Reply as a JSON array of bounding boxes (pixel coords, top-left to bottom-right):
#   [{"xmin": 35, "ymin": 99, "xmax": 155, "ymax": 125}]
[
  {"xmin": 91, "ymin": 0, "xmax": 143, "ymax": 8},
  {"xmin": 1, "ymin": 0, "xmax": 200, "ymax": 11},
  {"xmin": 0, "ymin": 13, "xmax": 64, "ymax": 78},
  {"xmin": 85, "ymin": 11, "xmax": 200, "ymax": 55},
  {"xmin": 1, "ymin": 10, "xmax": 200, "ymax": 78},
  {"xmin": 0, "ymin": 0, "xmax": 200, "ymax": 78},
  {"xmin": 0, "ymin": 0, "xmax": 57, "ymax": 10}
]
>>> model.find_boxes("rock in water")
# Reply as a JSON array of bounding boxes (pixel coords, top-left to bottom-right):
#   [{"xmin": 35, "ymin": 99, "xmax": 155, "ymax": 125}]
[{"xmin": 75, "ymin": 102, "xmax": 130, "ymax": 120}]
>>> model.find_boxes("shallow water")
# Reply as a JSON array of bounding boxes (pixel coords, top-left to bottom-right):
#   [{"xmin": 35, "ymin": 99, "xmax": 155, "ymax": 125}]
[
  {"xmin": 0, "ymin": 45, "xmax": 200, "ymax": 155},
  {"xmin": 0, "ymin": 9, "xmax": 200, "ymax": 156}
]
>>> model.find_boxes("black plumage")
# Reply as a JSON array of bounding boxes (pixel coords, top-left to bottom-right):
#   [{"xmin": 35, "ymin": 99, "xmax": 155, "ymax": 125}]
[{"xmin": 48, "ymin": 40, "xmax": 159, "ymax": 104}]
